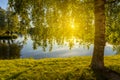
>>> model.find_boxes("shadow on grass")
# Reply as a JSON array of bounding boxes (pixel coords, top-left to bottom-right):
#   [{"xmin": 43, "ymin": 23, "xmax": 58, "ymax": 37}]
[
  {"xmin": 6, "ymin": 71, "xmax": 26, "ymax": 80},
  {"xmin": 93, "ymin": 67, "xmax": 120, "ymax": 80},
  {"xmin": 6, "ymin": 64, "xmax": 38, "ymax": 80}
]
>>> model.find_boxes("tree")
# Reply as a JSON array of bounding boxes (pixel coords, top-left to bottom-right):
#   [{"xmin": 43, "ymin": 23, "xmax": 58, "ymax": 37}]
[
  {"xmin": 6, "ymin": 0, "xmax": 106, "ymax": 68},
  {"xmin": 91, "ymin": 0, "xmax": 120, "ymax": 79},
  {"xmin": 0, "ymin": 7, "xmax": 7, "ymax": 35},
  {"xmin": 0, "ymin": 7, "xmax": 19, "ymax": 35},
  {"xmin": 0, "ymin": 7, "xmax": 6, "ymax": 27},
  {"xmin": 91, "ymin": 0, "xmax": 106, "ymax": 69},
  {"xmin": 6, "ymin": 10, "xmax": 19, "ymax": 33}
]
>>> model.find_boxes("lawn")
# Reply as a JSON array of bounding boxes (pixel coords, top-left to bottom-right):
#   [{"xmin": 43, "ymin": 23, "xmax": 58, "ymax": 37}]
[{"xmin": 0, "ymin": 56, "xmax": 120, "ymax": 80}]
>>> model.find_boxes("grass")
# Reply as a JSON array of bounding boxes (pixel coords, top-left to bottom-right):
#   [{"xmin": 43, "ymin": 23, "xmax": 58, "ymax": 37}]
[{"xmin": 0, "ymin": 56, "xmax": 120, "ymax": 80}]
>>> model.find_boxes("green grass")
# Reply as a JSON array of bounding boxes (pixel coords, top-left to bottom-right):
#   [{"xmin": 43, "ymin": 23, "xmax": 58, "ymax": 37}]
[{"xmin": 0, "ymin": 56, "xmax": 120, "ymax": 80}]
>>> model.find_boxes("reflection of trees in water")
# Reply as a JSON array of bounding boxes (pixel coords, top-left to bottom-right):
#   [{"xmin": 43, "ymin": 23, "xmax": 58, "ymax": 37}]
[{"xmin": 0, "ymin": 39, "xmax": 23, "ymax": 59}]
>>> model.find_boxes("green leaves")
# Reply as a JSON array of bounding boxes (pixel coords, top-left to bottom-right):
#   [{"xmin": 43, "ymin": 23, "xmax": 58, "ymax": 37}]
[
  {"xmin": 7, "ymin": 0, "xmax": 120, "ymax": 49},
  {"xmin": 0, "ymin": 8, "xmax": 6, "ymax": 31}
]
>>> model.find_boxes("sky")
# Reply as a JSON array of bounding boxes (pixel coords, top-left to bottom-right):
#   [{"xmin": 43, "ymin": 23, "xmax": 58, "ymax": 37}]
[{"xmin": 0, "ymin": 0, "xmax": 8, "ymax": 10}]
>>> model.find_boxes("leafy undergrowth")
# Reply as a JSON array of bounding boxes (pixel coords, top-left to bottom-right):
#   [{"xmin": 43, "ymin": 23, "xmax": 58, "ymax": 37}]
[{"xmin": 0, "ymin": 56, "xmax": 120, "ymax": 80}]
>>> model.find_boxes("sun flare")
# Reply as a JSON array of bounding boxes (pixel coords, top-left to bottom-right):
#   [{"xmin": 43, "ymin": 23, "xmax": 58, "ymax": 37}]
[
  {"xmin": 70, "ymin": 19, "xmax": 75, "ymax": 28},
  {"xmin": 71, "ymin": 22, "xmax": 75, "ymax": 28}
]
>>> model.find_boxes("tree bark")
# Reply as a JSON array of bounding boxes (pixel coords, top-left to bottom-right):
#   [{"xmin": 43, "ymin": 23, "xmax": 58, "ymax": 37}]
[{"xmin": 91, "ymin": 0, "xmax": 106, "ymax": 69}]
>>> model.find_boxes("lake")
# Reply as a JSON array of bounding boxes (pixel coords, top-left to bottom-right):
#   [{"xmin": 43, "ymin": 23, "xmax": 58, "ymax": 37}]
[{"xmin": 0, "ymin": 34, "xmax": 117, "ymax": 59}]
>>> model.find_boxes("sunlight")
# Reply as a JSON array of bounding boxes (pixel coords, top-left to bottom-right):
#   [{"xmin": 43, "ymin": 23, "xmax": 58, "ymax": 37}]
[
  {"xmin": 70, "ymin": 19, "xmax": 75, "ymax": 28},
  {"xmin": 71, "ymin": 22, "xmax": 75, "ymax": 28}
]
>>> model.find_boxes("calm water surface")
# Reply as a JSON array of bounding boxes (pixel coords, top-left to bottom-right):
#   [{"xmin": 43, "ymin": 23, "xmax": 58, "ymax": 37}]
[
  {"xmin": 17, "ymin": 36, "xmax": 116, "ymax": 59},
  {"xmin": 0, "ymin": 35, "xmax": 117, "ymax": 59}
]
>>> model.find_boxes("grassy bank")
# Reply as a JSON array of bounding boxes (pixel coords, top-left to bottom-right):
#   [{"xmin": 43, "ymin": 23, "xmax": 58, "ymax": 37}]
[{"xmin": 0, "ymin": 56, "xmax": 120, "ymax": 80}]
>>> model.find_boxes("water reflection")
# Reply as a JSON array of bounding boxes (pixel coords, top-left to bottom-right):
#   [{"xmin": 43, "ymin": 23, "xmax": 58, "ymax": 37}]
[
  {"xmin": 0, "ymin": 34, "xmax": 117, "ymax": 59},
  {"xmin": 0, "ymin": 39, "xmax": 22, "ymax": 59},
  {"xmin": 20, "ymin": 36, "xmax": 116, "ymax": 59}
]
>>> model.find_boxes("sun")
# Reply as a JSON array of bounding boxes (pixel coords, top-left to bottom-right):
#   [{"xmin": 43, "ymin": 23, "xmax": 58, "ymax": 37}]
[
  {"xmin": 71, "ymin": 22, "xmax": 75, "ymax": 28},
  {"xmin": 70, "ymin": 19, "xmax": 75, "ymax": 28}
]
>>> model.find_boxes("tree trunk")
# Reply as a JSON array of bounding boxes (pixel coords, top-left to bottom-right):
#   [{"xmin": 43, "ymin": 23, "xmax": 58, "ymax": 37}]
[{"xmin": 91, "ymin": 0, "xmax": 106, "ymax": 69}]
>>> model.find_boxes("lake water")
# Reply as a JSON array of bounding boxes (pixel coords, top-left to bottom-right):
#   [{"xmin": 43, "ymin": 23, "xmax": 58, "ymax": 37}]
[
  {"xmin": 0, "ymin": 35, "xmax": 117, "ymax": 59},
  {"xmin": 13, "ymin": 35, "xmax": 117, "ymax": 59}
]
